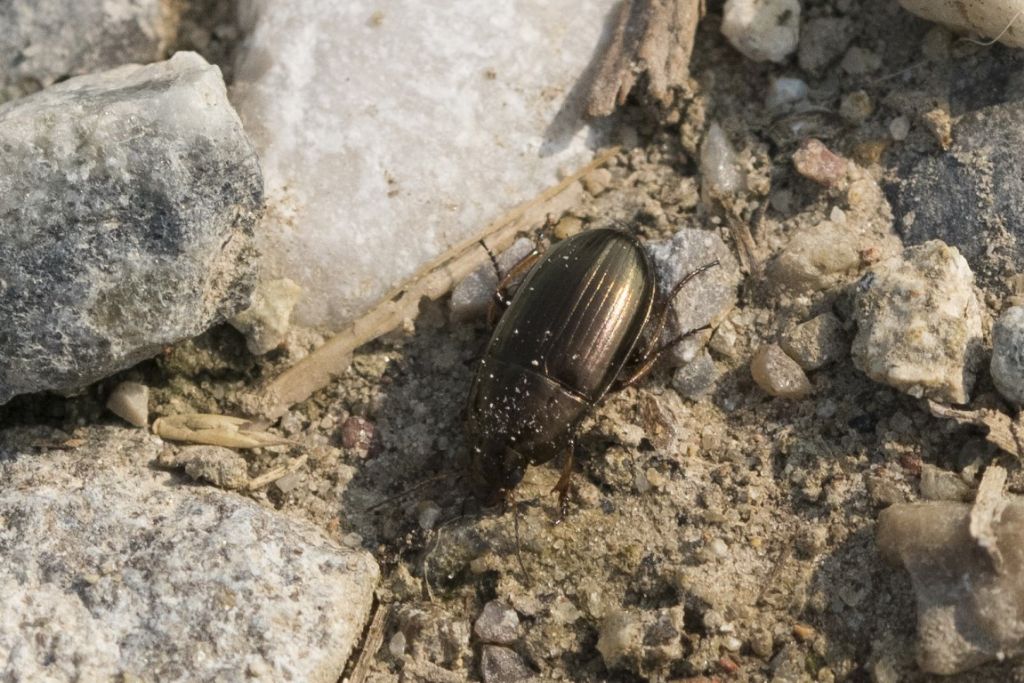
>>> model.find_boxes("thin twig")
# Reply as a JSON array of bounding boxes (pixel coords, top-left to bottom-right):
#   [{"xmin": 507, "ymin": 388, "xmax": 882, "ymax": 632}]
[
  {"xmin": 246, "ymin": 453, "xmax": 308, "ymax": 491},
  {"xmin": 348, "ymin": 602, "xmax": 389, "ymax": 683},
  {"xmin": 241, "ymin": 148, "xmax": 619, "ymax": 420}
]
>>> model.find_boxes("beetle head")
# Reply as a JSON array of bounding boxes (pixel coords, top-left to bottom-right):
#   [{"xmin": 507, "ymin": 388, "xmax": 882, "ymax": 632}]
[{"xmin": 470, "ymin": 440, "xmax": 526, "ymax": 506}]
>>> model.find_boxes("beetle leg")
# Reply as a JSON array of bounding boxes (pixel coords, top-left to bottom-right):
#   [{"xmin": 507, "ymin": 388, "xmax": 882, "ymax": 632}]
[
  {"xmin": 613, "ymin": 260, "xmax": 720, "ymax": 389},
  {"xmin": 486, "ymin": 249, "xmax": 541, "ymax": 326},
  {"xmin": 640, "ymin": 260, "xmax": 721, "ymax": 359},
  {"xmin": 615, "ymin": 323, "xmax": 713, "ymax": 390},
  {"xmin": 551, "ymin": 446, "xmax": 575, "ymax": 523}
]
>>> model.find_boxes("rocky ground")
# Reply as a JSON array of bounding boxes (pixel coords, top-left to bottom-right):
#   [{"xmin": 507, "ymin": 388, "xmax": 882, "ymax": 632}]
[{"xmin": 5, "ymin": 0, "xmax": 1024, "ymax": 682}]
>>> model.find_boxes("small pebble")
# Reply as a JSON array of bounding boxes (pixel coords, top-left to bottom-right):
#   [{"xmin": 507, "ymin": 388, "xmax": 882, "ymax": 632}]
[
  {"xmin": 792, "ymin": 622, "xmax": 816, "ymax": 642},
  {"xmin": 765, "ymin": 77, "xmax": 808, "ymax": 111},
  {"xmin": 798, "ymin": 17, "xmax": 855, "ymax": 74},
  {"xmin": 550, "ymin": 595, "xmax": 583, "ymax": 625},
  {"xmin": 416, "ymin": 500, "xmax": 442, "ymax": 531},
  {"xmin": 582, "ymin": 168, "xmax": 612, "ymax": 196},
  {"xmin": 645, "ymin": 467, "xmax": 667, "ymax": 490},
  {"xmin": 780, "ymin": 313, "xmax": 849, "ymax": 371},
  {"xmin": 723, "ymin": 636, "xmax": 743, "ymax": 652},
  {"xmin": 106, "ymin": 381, "xmax": 149, "ymax": 428},
  {"xmin": 388, "ymin": 631, "xmax": 407, "ymax": 658},
  {"xmin": 701, "ymin": 123, "xmax": 745, "ymax": 195},
  {"xmin": 272, "ymin": 472, "xmax": 302, "ymax": 495},
  {"xmin": 795, "ymin": 525, "xmax": 829, "ymax": 558},
  {"xmin": 990, "ymin": 306, "xmax": 1024, "ymax": 406},
  {"xmin": 889, "ymin": 116, "xmax": 911, "ymax": 141},
  {"xmin": 866, "ymin": 474, "xmax": 906, "ymax": 506},
  {"xmin": 751, "ymin": 344, "xmax": 813, "ymax": 398},
  {"xmin": 553, "ymin": 215, "xmax": 583, "ymax": 240},
  {"xmin": 340, "ymin": 416, "xmax": 375, "ymax": 452},
  {"xmin": 839, "ymin": 90, "xmax": 873, "ymax": 125},
  {"xmin": 921, "ymin": 107, "xmax": 953, "ymax": 149},
  {"xmin": 840, "ymin": 47, "xmax": 881, "ymax": 75},
  {"xmin": 792, "ymin": 139, "xmax": 847, "ymax": 187},
  {"xmin": 721, "ymin": 0, "xmax": 800, "ymax": 62},
  {"xmin": 919, "ymin": 464, "xmax": 972, "ymax": 501},
  {"xmin": 672, "ymin": 349, "xmax": 720, "ymax": 400},
  {"xmin": 480, "ymin": 645, "xmax": 533, "ymax": 683},
  {"xmin": 750, "ymin": 630, "xmax": 774, "ymax": 659},
  {"xmin": 474, "ymin": 601, "xmax": 520, "ymax": 645}
]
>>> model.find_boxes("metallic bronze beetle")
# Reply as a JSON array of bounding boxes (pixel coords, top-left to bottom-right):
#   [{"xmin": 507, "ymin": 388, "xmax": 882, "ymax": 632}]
[{"xmin": 466, "ymin": 227, "xmax": 716, "ymax": 509}]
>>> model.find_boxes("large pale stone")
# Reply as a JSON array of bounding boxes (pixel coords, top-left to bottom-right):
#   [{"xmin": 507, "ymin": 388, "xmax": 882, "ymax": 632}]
[
  {"xmin": 851, "ymin": 241, "xmax": 982, "ymax": 404},
  {"xmin": 0, "ymin": 427, "xmax": 378, "ymax": 683},
  {"xmin": 0, "ymin": 52, "xmax": 262, "ymax": 404},
  {"xmin": 899, "ymin": 0, "xmax": 1024, "ymax": 48},
  {"xmin": 878, "ymin": 470, "xmax": 1024, "ymax": 674},
  {"xmin": 231, "ymin": 0, "xmax": 617, "ymax": 330}
]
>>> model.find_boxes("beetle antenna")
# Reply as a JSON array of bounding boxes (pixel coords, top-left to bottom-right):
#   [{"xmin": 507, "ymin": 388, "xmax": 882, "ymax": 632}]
[
  {"xmin": 479, "ymin": 239, "xmax": 504, "ymax": 279},
  {"xmin": 363, "ymin": 471, "xmax": 464, "ymax": 512}
]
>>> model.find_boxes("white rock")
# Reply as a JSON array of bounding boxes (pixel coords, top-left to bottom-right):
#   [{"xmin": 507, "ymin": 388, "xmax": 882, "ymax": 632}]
[
  {"xmin": 889, "ymin": 116, "xmax": 912, "ymax": 141},
  {"xmin": 852, "ymin": 241, "xmax": 983, "ymax": 404},
  {"xmin": 232, "ymin": 0, "xmax": 616, "ymax": 331},
  {"xmin": 765, "ymin": 77, "xmax": 808, "ymax": 111},
  {"xmin": 721, "ymin": 0, "xmax": 801, "ymax": 63},
  {"xmin": 0, "ymin": 428, "xmax": 379, "ymax": 683},
  {"xmin": 646, "ymin": 229, "xmax": 742, "ymax": 366},
  {"xmin": 899, "ymin": 0, "xmax": 1024, "ymax": 48},
  {"xmin": 700, "ymin": 123, "xmax": 745, "ymax": 198},
  {"xmin": 106, "ymin": 381, "xmax": 149, "ymax": 428}
]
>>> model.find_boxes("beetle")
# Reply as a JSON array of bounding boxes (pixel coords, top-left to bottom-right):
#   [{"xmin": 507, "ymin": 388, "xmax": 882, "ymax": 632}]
[{"xmin": 466, "ymin": 227, "xmax": 717, "ymax": 511}]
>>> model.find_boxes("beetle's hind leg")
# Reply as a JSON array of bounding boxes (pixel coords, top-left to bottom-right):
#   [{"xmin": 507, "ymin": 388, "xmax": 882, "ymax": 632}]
[
  {"xmin": 551, "ymin": 445, "xmax": 576, "ymax": 523},
  {"xmin": 613, "ymin": 260, "xmax": 720, "ymax": 390}
]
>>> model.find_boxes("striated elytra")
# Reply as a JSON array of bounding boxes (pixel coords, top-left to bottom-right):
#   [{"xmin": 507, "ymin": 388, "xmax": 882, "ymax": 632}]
[{"xmin": 466, "ymin": 227, "xmax": 715, "ymax": 507}]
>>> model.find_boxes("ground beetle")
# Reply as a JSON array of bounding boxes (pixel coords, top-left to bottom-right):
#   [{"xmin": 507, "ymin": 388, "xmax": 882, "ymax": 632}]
[{"xmin": 466, "ymin": 227, "xmax": 717, "ymax": 511}]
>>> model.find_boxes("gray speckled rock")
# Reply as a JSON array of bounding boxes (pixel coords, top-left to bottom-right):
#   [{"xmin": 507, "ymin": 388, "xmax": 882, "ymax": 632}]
[
  {"xmin": 646, "ymin": 229, "xmax": 741, "ymax": 367},
  {"xmin": 0, "ymin": 427, "xmax": 378, "ymax": 683},
  {"xmin": 0, "ymin": 0, "xmax": 177, "ymax": 102},
  {"xmin": 0, "ymin": 52, "xmax": 262, "ymax": 405},
  {"xmin": 851, "ymin": 241, "xmax": 982, "ymax": 404},
  {"xmin": 991, "ymin": 306, "xmax": 1024, "ymax": 406},
  {"xmin": 890, "ymin": 102, "xmax": 1024, "ymax": 286}
]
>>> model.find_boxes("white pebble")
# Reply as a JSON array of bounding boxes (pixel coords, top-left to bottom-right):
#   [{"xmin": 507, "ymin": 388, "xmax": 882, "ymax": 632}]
[
  {"xmin": 721, "ymin": 0, "xmax": 801, "ymax": 62},
  {"xmin": 765, "ymin": 77, "xmax": 808, "ymax": 110},
  {"xmin": 106, "ymin": 381, "xmax": 149, "ymax": 428},
  {"xmin": 701, "ymin": 123, "xmax": 745, "ymax": 196},
  {"xmin": 889, "ymin": 116, "xmax": 911, "ymax": 141}
]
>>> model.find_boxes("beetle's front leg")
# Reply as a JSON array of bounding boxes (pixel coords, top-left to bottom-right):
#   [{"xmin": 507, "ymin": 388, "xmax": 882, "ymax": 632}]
[
  {"xmin": 486, "ymin": 248, "xmax": 541, "ymax": 326},
  {"xmin": 551, "ymin": 444, "xmax": 576, "ymax": 523}
]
